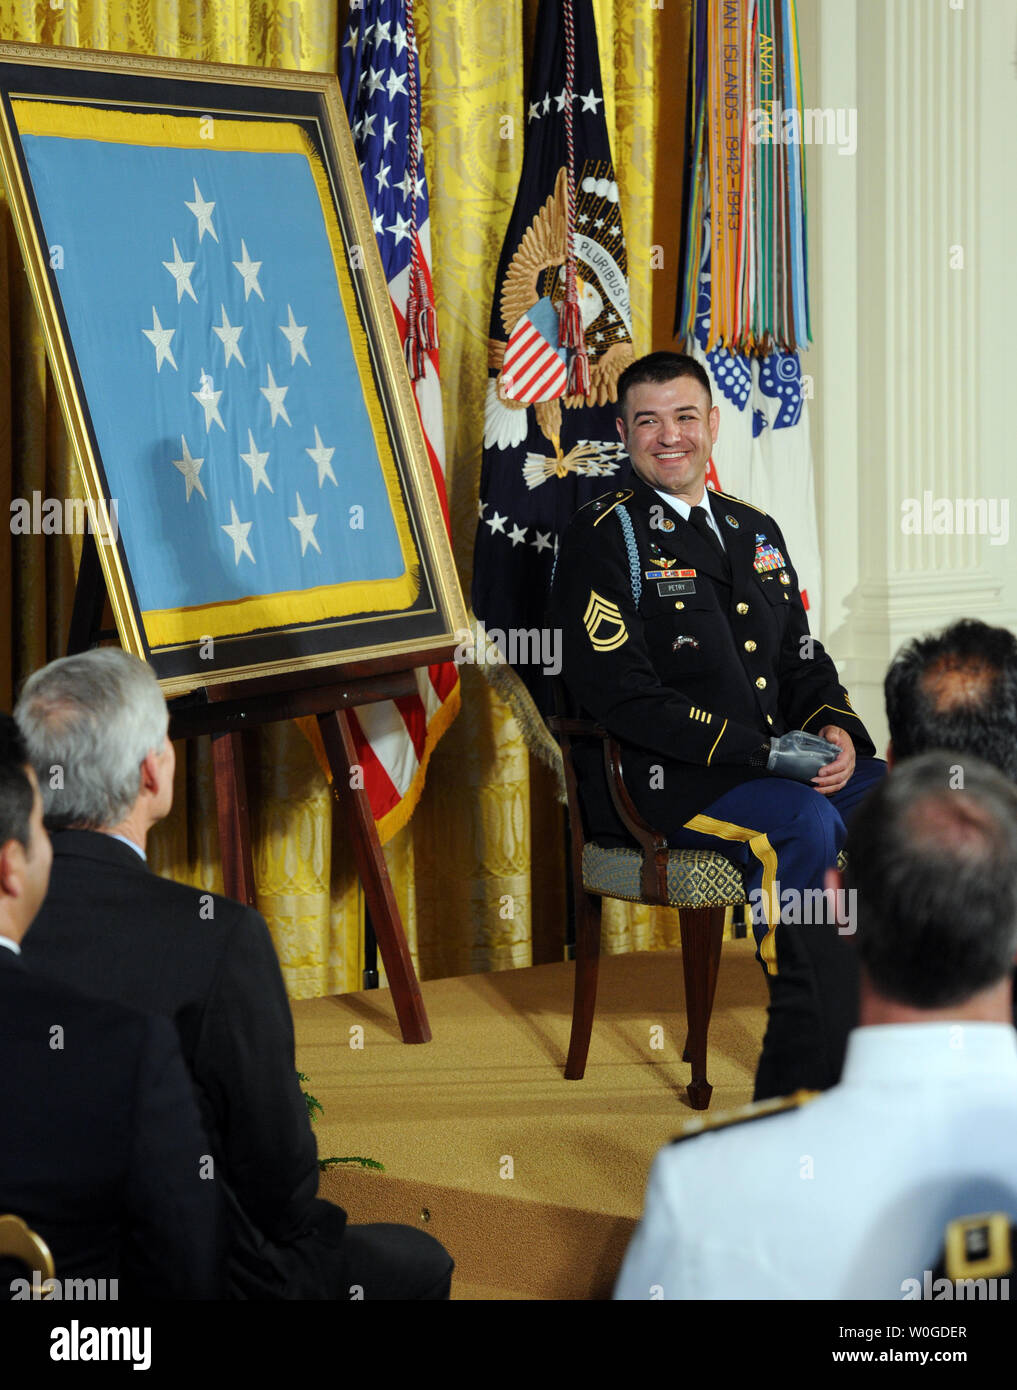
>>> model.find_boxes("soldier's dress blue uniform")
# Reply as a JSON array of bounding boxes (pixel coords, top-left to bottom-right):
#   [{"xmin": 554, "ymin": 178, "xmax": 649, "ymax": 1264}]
[{"xmin": 548, "ymin": 473, "xmax": 885, "ymax": 1099}]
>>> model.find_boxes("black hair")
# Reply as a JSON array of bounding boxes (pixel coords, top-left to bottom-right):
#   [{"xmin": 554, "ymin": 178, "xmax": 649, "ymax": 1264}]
[
  {"xmin": 616, "ymin": 351, "xmax": 713, "ymax": 417},
  {"xmin": 0, "ymin": 712, "xmax": 33, "ymax": 851},
  {"xmin": 885, "ymin": 619, "xmax": 1017, "ymax": 781}
]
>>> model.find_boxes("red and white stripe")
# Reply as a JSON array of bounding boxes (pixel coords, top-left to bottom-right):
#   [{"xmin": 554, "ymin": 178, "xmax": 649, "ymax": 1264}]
[
  {"xmin": 346, "ymin": 215, "xmax": 460, "ymax": 841},
  {"xmin": 502, "ymin": 315, "xmax": 568, "ymax": 404}
]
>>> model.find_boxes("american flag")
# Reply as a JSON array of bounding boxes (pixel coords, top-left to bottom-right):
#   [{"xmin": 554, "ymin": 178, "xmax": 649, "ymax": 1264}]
[{"xmin": 338, "ymin": 0, "xmax": 460, "ymax": 842}]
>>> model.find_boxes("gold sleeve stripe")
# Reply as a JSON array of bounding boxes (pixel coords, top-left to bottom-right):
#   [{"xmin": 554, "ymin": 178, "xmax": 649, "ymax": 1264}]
[
  {"xmin": 801, "ymin": 703, "xmax": 856, "ymax": 732},
  {"xmin": 705, "ymin": 718, "xmax": 728, "ymax": 766}
]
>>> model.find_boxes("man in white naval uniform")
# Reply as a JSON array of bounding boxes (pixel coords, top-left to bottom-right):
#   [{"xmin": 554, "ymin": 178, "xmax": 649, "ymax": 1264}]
[{"xmin": 615, "ymin": 751, "xmax": 1017, "ymax": 1300}]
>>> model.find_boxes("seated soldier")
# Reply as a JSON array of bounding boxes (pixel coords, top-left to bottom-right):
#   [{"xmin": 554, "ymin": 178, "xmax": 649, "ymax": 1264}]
[{"xmin": 549, "ymin": 350, "xmax": 885, "ymax": 1100}]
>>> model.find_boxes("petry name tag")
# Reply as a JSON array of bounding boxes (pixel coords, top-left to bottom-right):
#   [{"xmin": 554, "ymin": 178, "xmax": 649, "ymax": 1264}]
[{"xmin": 657, "ymin": 579, "xmax": 696, "ymax": 597}]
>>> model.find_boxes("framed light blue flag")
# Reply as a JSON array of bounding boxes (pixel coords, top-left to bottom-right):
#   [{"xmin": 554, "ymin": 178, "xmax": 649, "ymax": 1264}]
[{"xmin": 0, "ymin": 42, "xmax": 465, "ymax": 694}]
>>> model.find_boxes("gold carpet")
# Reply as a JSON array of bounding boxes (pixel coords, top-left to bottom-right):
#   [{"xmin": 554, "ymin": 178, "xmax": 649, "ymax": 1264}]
[{"xmin": 296, "ymin": 941, "xmax": 767, "ymax": 1299}]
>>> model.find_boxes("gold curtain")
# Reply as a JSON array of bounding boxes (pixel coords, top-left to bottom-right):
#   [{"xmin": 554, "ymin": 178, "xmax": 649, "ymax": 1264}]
[{"xmin": 1, "ymin": 0, "xmax": 692, "ymax": 998}]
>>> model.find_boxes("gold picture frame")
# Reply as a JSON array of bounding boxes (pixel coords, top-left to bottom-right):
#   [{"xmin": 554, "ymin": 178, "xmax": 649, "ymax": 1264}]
[{"xmin": 0, "ymin": 41, "xmax": 466, "ymax": 695}]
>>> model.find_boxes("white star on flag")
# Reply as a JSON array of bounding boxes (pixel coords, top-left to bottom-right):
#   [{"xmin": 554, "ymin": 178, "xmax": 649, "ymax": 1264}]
[
  {"xmin": 289, "ymin": 491, "xmax": 322, "ymax": 556},
  {"xmin": 221, "ymin": 499, "xmax": 255, "ymax": 565},
  {"xmin": 305, "ymin": 425, "xmax": 337, "ymax": 487},
  {"xmin": 142, "ymin": 307, "xmax": 177, "ymax": 372},
  {"xmin": 240, "ymin": 429, "xmax": 272, "ymax": 494},
  {"xmin": 163, "ymin": 238, "xmax": 197, "ymax": 303},
  {"xmin": 185, "ymin": 179, "xmax": 218, "ymax": 242},
  {"xmin": 386, "ymin": 212, "xmax": 412, "ymax": 244},
  {"xmin": 212, "ymin": 305, "xmax": 245, "ymax": 367},
  {"xmin": 192, "ymin": 374, "xmax": 225, "ymax": 432},
  {"xmin": 233, "ymin": 240, "xmax": 264, "ymax": 302},
  {"xmin": 172, "ymin": 435, "xmax": 206, "ymax": 501},
  {"xmin": 260, "ymin": 365, "xmax": 290, "ymax": 427},
  {"xmin": 279, "ymin": 305, "xmax": 310, "ymax": 366}
]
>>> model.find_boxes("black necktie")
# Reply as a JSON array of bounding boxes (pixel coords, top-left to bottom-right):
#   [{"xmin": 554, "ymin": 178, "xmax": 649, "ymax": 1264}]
[{"xmin": 687, "ymin": 506, "xmax": 728, "ymax": 569}]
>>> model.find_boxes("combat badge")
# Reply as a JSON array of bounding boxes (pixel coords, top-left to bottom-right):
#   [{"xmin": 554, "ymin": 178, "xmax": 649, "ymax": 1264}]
[{"xmin": 583, "ymin": 590, "xmax": 628, "ymax": 652}]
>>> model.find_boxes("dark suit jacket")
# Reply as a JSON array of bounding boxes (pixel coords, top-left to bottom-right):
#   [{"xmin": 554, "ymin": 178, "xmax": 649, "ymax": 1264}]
[
  {"xmin": 548, "ymin": 474, "xmax": 876, "ymax": 840},
  {"xmin": 21, "ymin": 830, "xmax": 347, "ymax": 1298},
  {"xmin": 0, "ymin": 947, "xmax": 220, "ymax": 1298}
]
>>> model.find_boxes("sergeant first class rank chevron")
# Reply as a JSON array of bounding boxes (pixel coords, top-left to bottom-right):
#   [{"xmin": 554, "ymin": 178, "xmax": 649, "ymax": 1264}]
[{"xmin": 583, "ymin": 589, "xmax": 628, "ymax": 651}]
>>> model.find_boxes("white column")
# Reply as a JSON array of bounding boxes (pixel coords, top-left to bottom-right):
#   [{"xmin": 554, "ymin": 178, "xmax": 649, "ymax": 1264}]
[{"xmin": 799, "ymin": 0, "xmax": 1017, "ymax": 754}]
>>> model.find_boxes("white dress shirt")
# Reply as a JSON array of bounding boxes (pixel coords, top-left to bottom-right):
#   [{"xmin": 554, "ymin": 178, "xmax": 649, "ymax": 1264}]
[
  {"xmin": 615, "ymin": 1022, "xmax": 1017, "ymax": 1300},
  {"xmin": 0, "ymin": 935, "xmax": 20, "ymax": 955},
  {"xmin": 653, "ymin": 488, "xmax": 727, "ymax": 551}
]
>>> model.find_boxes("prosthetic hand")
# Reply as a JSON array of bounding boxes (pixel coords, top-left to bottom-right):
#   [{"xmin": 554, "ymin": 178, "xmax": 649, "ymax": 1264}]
[{"xmin": 765, "ymin": 730, "xmax": 841, "ymax": 783}]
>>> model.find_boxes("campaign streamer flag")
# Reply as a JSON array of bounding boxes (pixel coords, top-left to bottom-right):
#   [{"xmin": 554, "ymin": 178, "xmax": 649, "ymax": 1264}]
[
  {"xmin": 675, "ymin": 0, "xmax": 822, "ymax": 629},
  {"xmin": 337, "ymin": 0, "xmax": 460, "ymax": 842},
  {"xmin": 473, "ymin": 0, "xmax": 634, "ymax": 751}
]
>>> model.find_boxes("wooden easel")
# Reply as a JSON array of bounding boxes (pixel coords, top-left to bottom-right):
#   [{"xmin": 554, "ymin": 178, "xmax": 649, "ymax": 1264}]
[{"xmin": 67, "ymin": 533, "xmax": 433, "ymax": 1044}]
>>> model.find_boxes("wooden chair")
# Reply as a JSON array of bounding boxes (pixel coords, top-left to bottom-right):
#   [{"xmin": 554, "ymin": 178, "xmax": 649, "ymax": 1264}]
[
  {"xmin": 0, "ymin": 1214, "xmax": 54, "ymax": 1297},
  {"xmin": 548, "ymin": 710, "xmax": 747, "ymax": 1110}
]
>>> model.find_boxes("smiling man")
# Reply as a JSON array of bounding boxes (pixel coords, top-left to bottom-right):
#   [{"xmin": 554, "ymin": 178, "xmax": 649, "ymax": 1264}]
[{"xmin": 549, "ymin": 351, "xmax": 885, "ymax": 1100}]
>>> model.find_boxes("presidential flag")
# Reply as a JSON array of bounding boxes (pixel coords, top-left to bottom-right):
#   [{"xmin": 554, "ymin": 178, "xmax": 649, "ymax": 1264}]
[
  {"xmin": 338, "ymin": 0, "xmax": 460, "ymax": 840},
  {"xmin": 473, "ymin": 0, "xmax": 634, "ymax": 746}
]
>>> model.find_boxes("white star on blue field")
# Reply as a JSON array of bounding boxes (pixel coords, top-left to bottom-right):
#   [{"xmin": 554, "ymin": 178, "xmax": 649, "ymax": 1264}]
[{"xmin": 23, "ymin": 133, "xmax": 406, "ymax": 613}]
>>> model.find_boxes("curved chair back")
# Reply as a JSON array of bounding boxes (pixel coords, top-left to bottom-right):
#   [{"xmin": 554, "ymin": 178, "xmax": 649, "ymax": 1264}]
[{"xmin": 0, "ymin": 1214, "xmax": 55, "ymax": 1297}]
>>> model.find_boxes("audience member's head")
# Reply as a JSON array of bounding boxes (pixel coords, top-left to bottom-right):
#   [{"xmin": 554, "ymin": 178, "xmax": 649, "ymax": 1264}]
[
  {"xmin": 842, "ymin": 751, "xmax": 1017, "ymax": 1014},
  {"xmin": 15, "ymin": 649, "xmax": 172, "ymax": 839},
  {"xmin": 884, "ymin": 619, "xmax": 1017, "ymax": 780},
  {"xmin": 0, "ymin": 711, "xmax": 52, "ymax": 942}
]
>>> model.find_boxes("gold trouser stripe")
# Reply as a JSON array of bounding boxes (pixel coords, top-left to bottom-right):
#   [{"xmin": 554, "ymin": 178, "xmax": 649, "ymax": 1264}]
[
  {"xmin": 683, "ymin": 812, "xmax": 780, "ymax": 975},
  {"xmin": 705, "ymin": 718, "xmax": 728, "ymax": 766}
]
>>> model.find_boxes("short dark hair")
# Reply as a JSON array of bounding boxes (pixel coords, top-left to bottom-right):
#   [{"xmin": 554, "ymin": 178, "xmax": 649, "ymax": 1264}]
[
  {"xmin": 616, "ymin": 351, "xmax": 712, "ymax": 418},
  {"xmin": 885, "ymin": 619, "xmax": 1017, "ymax": 781},
  {"xmin": 844, "ymin": 751, "xmax": 1017, "ymax": 1008},
  {"xmin": 0, "ymin": 712, "xmax": 34, "ymax": 851}
]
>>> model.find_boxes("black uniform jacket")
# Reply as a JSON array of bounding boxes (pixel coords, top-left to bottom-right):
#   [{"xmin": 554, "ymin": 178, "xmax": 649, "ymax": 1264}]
[
  {"xmin": 548, "ymin": 473, "xmax": 875, "ymax": 841},
  {"xmin": 21, "ymin": 830, "xmax": 347, "ymax": 1298},
  {"xmin": 0, "ymin": 947, "xmax": 221, "ymax": 1298}
]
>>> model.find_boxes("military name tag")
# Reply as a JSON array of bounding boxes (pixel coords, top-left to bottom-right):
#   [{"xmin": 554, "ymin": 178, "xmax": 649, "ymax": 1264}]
[{"xmin": 657, "ymin": 579, "xmax": 697, "ymax": 597}]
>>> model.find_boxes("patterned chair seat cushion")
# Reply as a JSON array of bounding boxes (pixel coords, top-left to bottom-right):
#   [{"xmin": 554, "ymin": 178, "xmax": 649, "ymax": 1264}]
[{"xmin": 582, "ymin": 843, "xmax": 746, "ymax": 907}]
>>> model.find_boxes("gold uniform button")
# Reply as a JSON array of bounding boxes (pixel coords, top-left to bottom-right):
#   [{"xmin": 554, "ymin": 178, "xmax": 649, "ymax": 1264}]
[
  {"xmin": 674, "ymin": 601, "xmax": 685, "ymax": 610},
  {"xmin": 755, "ymin": 677, "xmax": 767, "ymax": 690},
  {"xmin": 744, "ymin": 640, "xmax": 757, "ymax": 653},
  {"xmin": 766, "ymin": 714, "xmax": 774, "ymax": 726},
  {"xmin": 736, "ymin": 602, "xmax": 749, "ymax": 615}
]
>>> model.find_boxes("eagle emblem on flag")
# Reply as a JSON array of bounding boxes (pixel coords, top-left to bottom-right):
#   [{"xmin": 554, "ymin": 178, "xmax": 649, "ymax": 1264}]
[{"xmin": 486, "ymin": 165, "xmax": 633, "ymax": 490}]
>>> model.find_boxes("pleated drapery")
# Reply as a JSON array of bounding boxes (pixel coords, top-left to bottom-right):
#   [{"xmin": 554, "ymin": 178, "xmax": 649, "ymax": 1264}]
[{"xmin": 1, "ymin": 0, "xmax": 694, "ymax": 997}]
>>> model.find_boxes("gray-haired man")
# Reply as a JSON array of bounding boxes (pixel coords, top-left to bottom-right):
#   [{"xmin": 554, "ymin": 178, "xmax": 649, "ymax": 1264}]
[{"xmin": 17, "ymin": 648, "xmax": 453, "ymax": 1300}]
